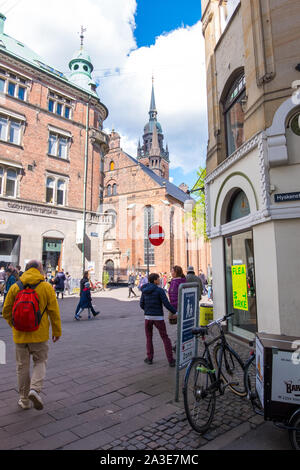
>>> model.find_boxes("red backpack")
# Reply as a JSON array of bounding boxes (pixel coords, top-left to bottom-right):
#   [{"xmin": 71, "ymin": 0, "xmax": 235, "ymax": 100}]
[{"xmin": 12, "ymin": 281, "xmax": 46, "ymax": 332}]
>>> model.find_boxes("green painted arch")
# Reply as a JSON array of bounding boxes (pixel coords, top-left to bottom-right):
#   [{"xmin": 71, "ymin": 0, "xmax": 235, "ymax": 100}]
[{"xmin": 213, "ymin": 171, "xmax": 259, "ymax": 227}]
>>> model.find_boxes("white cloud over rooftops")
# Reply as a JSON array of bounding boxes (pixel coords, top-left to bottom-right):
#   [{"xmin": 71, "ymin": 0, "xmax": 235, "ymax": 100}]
[{"xmin": 3, "ymin": 0, "xmax": 207, "ymax": 175}]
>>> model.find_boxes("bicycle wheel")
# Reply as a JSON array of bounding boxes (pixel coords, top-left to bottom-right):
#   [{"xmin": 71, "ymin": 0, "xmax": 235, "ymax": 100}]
[
  {"xmin": 289, "ymin": 409, "xmax": 300, "ymax": 450},
  {"xmin": 214, "ymin": 344, "xmax": 246, "ymax": 397},
  {"xmin": 244, "ymin": 353, "xmax": 263, "ymax": 410},
  {"xmin": 183, "ymin": 358, "xmax": 216, "ymax": 434}
]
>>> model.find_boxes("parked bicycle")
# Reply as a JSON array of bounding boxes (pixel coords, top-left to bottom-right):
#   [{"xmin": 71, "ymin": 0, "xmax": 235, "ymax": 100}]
[{"xmin": 183, "ymin": 312, "xmax": 246, "ymax": 434}]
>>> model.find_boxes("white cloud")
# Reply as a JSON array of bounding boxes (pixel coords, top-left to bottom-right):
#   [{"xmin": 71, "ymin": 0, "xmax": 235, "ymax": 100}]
[{"xmin": 2, "ymin": 0, "xmax": 207, "ymax": 175}]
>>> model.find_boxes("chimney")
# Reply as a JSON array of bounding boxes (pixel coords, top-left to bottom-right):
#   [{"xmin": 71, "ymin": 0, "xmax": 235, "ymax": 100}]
[{"xmin": 0, "ymin": 14, "xmax": 6, "ymax": 34}]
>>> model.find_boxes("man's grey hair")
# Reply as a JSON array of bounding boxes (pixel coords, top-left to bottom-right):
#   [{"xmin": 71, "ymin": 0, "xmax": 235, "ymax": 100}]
[{"xmin": 25, "ymin": 260, "xmax": 43, "ymax": 273}]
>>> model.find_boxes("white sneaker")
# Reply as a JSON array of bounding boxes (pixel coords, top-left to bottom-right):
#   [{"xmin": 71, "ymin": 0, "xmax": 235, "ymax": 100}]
[
  {"xmin": 28, "ymin": 389, "xmax": 44, "ymax": 410},
  {"xmin": 18, "ymin": 399, "xmax": 31, "ymax": 410}
]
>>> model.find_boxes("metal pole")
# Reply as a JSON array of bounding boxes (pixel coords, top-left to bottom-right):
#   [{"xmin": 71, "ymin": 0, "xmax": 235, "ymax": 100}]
[{"xmin": 82, "ymin": 99, "xmax": 90, "ymax": 276}]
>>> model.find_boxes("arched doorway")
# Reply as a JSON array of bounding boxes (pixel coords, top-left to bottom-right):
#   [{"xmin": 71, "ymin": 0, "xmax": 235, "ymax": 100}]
[{"xmin": 104, "ymin": 260, "xmax": 114, "ymax": 283}]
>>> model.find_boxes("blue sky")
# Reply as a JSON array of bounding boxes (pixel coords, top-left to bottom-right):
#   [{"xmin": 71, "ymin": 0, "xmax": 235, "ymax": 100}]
[{"xmin": 135, "ymin": 0, "xmax": 202, "ymax": 48}]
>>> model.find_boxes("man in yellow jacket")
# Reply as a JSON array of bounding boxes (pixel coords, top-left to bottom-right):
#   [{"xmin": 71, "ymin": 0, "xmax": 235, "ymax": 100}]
[{"xmin": 3, "ymin": 260, "xmax": 62, "ymax": 411}]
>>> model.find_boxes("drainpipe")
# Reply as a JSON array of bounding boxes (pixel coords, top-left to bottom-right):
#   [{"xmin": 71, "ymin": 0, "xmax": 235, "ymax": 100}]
[{"xmin": 82, "ymin": 98, "xmax": 90, "ymax": 276}]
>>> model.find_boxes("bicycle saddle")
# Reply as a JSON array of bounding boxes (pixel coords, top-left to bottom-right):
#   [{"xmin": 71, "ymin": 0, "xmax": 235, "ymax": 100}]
[{"xmin": 192, "ymin": 327, "xmax": 208, "ymax": 337}]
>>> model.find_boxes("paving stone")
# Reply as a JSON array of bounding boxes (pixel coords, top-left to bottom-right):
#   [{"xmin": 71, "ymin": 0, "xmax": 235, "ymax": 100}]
[
  {"xmin": 39, "ymin": 415, "xmax": 87, "ymax": 437},
  {"xmin": 21, "ymin": 431, "xmax": 78, "ymax": 450},
  {"xmin": 5, "ymin": 413, "xmax": 56, "ymax": 435}
]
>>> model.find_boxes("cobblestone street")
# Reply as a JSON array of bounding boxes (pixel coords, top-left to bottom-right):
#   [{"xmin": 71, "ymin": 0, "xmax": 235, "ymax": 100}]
[{"xmin": 0, "ymin": 288, "xmax": 289, "ymax": 450}]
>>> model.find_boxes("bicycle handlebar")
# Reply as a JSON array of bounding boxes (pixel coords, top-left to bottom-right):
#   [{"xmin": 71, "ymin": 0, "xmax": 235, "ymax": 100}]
[{"xmin": 206, "ymin": 312, "xmax": 234, "ymax": 329}]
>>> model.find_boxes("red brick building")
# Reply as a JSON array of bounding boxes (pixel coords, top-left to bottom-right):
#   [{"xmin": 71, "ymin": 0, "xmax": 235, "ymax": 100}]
[
  {"xmin": 102, "ymin": 82, "xmax": 211, "ymax": 282},
  {"xmin": 0, "ymin": 14, "xmax": 110, "ymax": 284}
]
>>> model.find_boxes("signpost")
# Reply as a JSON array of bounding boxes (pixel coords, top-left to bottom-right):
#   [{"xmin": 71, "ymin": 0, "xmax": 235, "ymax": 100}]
[
  {"xmin": 175, "ymin": 282, "xmax": 200, "ymax": 402},
  {"xmin": 231, "ymin": 264, "xmax": 248, "ymax": 311},
  {"xmin": 146, "ymin": 223, "xmax": 165, "ymax": 277}
]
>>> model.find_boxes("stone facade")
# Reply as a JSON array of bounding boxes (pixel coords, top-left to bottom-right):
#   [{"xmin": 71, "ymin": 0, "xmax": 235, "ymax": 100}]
[
  {"xmin": 102, "ymin": 131, "xmax": 211, "ymax": 282},
  {"xmin": 202, "ymin": 0, "xmax": 300, "ymax": 338},
  {"xmin": 0, "ymin": 15, "xmax": 110, "ymax": 283}
]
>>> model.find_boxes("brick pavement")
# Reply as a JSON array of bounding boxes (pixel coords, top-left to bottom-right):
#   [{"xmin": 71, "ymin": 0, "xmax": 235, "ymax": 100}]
[{"xmin": 0, "ymin": 288, "xmax": 269, "ymax": 450}]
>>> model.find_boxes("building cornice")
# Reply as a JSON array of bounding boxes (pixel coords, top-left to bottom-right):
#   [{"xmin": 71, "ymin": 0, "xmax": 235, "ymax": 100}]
[
  {"xmin": 0, "ymin": 52, "xmax": 108, "ymax": 119},
  {"xmin": 205, "ymin": 132, "xmax": 261, "ymax": 185}
]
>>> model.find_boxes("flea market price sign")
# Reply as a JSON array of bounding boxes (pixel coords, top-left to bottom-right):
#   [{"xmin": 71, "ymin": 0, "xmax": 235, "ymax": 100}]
[{"xmin": 231, "ymin": 264, "xmax": 248, "ymax": 311}]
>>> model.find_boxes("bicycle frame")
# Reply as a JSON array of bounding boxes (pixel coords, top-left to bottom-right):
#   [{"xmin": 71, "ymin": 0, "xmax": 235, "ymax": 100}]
[{"xmin": 199, "ymin": 330, "xmax": 231, "ymax": 394}]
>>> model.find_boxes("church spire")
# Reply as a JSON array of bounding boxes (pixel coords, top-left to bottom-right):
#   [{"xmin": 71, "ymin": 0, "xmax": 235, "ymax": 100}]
[
  {"xmin": 149, "ymin": 76, "xmax": 157, "ymax": 121},
  {"xmin": 150, "ymin": 119, "xmax": 160, "ymax": 157}
]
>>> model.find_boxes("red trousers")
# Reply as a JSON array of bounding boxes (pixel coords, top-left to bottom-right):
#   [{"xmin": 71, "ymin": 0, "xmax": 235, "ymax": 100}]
[{"xmin": 145, "ymin": 320, "xmax": 174, "ymax": 363}]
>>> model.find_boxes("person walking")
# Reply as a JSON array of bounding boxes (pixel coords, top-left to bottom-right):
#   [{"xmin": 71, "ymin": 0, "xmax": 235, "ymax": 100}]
[
  {"xmin": 74, "ymin": 281, "xmax": 100, "ymax": 320},
  {"xmin": 140, "ymin": 273, "xmax": 177, "ymax": 367},
  {"xmin": 4, "ymin": 265, "xmax": 19, "ymax": 302},
  {"xmin": 54, "ymin": 269, "xmax": 66, "ymax": 299},
  {"xmin": 2, "ymin": 260, "xmax": 62, "ymax": 411},
  {"xmin": 80, "ymin": 271, "xmax": 90, "ymax": 296},
  {"xmin": 199, "ymin": 269, "xmax": 208, "ymax": 295},
  {"xmin": 65, "ymin": 272, "xmax": 72, "ymax": 296},
  {"xmin": 128, "ymin": 272, "xmax": 138, "ymax": 298},
  {"xmin": 186, "ymin": 266, "xmax": 203, "ymax": 300},
  {"xmin": 138, "ymin": 274, "xmax": 148, "ymax": 291},
  {"xmin": 168, "ymin": 266, "xmax": 186, "ymax": 311}
]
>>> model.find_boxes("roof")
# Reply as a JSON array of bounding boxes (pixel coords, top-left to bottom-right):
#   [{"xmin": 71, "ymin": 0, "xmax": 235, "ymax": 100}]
[
  {"xmin": 0, "ymin": 30, "xmax": 99, "ymax": 99},
  {"xmin": 124, "ymin": 152, "xmax": 193, "ymax": 204}
]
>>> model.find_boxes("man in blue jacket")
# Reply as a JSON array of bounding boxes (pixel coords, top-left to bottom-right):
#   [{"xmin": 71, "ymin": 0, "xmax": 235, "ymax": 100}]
[{"xmin": 140, "ymin": 273, "xmax": 177, "ymax": 367}]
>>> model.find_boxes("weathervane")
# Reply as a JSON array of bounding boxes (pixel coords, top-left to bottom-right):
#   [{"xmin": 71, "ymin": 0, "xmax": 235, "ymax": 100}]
[{"xmin": 79, "ymin": 25, "xmax": 87, "ymax": 49}]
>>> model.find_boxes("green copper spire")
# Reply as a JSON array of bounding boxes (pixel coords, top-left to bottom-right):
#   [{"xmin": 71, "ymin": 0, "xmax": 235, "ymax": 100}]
[
  {"xmin": 68, "ymin": 26, "xmax": 98, "ymax": 95},
  {"xmin": 0, "ymin": 13, "xmax": 6, "ymax": 34}
]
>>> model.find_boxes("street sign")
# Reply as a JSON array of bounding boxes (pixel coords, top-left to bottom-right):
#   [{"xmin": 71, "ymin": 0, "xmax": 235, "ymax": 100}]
[
  {"xmin": 175, "ymin": 282, "xmax": 200, "ymax": 402},
  {"xmin": 148, "ymin": 224, "xmax": 165, "ymax": 247}
]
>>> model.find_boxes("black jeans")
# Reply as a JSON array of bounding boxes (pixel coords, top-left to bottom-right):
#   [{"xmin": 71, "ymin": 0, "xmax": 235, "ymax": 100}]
[{"xmin": 128, "ymin": 287, "xmax": 137, "ymax": 297}]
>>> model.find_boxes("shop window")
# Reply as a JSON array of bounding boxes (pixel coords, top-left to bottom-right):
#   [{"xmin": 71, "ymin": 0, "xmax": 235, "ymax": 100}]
[
  {"xmin": 227, "ymin": 190, "xmax": 250, "ymax": 222},
  {"xmin": 224, "ymin": 73, "xmax": 246, "ymax": 157},
  {"xmin": 43, "ymin": 238, "xmax": 63, "ymax": 276},
  {"xmin": 224, "ymin": 231, "xmax": 257, "ymax": 340}
]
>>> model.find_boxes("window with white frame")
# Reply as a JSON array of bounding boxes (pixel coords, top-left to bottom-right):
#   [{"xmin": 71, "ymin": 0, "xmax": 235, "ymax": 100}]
[
  {"xmin": 48, "ymin": 131, "xmax": 70, "ymax": 159},
  {"xmin": 46, "ymin": 176, "xmax": 67, "ymax": 206},
  {"xmin": 0, "ymin": 166, "xmax": 18, "ymax": 198},
  {"xmin": 0, "ymin": 114, "xmax": 23, "ymax": 146},
  {"xmin": 0, "ymin": 67, "xmax": 29, "ymax": 102},
  {"xmin": 48, "ymin": 91, "xmax": 73, "ymax": 119}
]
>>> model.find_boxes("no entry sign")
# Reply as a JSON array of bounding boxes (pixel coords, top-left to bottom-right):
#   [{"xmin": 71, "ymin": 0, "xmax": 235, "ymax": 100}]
[{"xmin": 148, "ymin": 224, "xmax": 165, "ymax": 247}]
